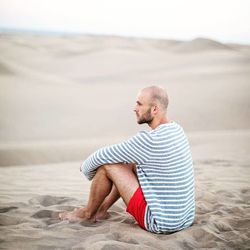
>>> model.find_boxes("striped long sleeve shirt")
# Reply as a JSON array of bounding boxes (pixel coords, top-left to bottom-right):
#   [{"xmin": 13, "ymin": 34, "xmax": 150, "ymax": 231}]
[{"xmin": 80, "ymin": 122, "xmax": 195, "ymax": 233}]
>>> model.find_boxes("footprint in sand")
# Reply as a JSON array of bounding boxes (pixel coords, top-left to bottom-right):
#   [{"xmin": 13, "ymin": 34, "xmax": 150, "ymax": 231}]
[
  {"xmin": 32, "ymin": 209, "xmax": 60, "ymax": 219},
  {"xmin": 0, "ymin": 206, "xmax": 18, "ymax": 213},
  {"xmin": 0, "ymin": 214, "xmax": 23, "ymax": 226},
  {"xmin": 29, "ymin": 195, "xmax": 77, "ymax": 207}
]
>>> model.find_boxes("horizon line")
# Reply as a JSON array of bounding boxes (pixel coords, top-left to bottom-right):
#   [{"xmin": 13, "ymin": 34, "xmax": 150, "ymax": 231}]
[{"xmin": 1, "ymin": 26, "xmax": 249, "ymax": 46}]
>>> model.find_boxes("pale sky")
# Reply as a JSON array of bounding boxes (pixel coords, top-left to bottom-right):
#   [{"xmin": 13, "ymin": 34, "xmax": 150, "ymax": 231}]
[{"xmin": 0, "ymin": 0, "xmax": 250, "ymax": 44}]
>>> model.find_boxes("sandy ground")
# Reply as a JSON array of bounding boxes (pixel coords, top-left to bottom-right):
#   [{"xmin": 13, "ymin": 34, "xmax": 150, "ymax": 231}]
[{"xmin": 0, "ymin": 33, "xmax": 250, "ymax": 249}]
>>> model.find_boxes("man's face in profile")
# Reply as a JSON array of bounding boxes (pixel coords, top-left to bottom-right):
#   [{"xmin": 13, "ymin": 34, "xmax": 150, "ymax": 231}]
[{"xmin": 134, "ymin": 92, "xmax": 153, "ymax": 125}]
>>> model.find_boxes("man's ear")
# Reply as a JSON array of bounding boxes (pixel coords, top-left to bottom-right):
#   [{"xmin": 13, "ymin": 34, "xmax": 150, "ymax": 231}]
[{"xmin": 152, "ymin": 105, "xmax": 158, "ymax": 114}]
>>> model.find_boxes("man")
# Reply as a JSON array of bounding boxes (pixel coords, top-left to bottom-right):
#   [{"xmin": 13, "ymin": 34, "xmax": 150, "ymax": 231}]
[{"xmin": 59, "ymin": 85, "xmax": 195, "ymax": 234}]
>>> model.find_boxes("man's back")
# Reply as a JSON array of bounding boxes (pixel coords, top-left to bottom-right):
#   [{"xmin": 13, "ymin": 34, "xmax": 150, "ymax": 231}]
[{"xmin": 136, "ymin": 122, "xmax": 195, "ymax": 233}]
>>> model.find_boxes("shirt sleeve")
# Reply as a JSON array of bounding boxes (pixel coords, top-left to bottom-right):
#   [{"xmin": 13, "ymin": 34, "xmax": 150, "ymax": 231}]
[{"xmin": 81, "ymin": 131, "xmax": 151, "ymax": 180}]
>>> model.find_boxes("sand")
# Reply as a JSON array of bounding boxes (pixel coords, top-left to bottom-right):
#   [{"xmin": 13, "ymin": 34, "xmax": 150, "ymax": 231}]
[{"xmin": 0, "ymin": 33, "xmax": 250, "ymax": 249}]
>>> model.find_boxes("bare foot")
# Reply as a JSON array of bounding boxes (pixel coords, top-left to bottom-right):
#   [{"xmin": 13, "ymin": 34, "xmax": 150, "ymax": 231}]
[
  {"xmin": 95, "ymin": 211, "xmax": 110, "ymax": 221},
  {"xmin": 59, "ymin": 207, "xmax": 92, "ymax": 222}
]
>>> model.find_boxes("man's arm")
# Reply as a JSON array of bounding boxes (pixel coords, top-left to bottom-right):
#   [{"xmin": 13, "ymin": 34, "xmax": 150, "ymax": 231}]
[{"xmin": 81, "ymin": 131, "xmax": 151, "ymax": 180}]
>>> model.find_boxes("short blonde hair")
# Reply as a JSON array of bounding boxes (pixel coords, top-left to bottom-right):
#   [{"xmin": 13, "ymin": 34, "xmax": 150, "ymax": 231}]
[{"xmin": 143, "ymin": 85, "xmax": 169, "ymax": 111}]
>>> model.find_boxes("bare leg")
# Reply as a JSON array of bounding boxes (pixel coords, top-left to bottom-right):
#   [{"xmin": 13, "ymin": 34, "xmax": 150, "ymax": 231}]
[
  {"xmin": 94, "ymin": 184, "xmax": 120, "ymax": 220},
  {"xmin": 95, "ymin": 164, "xmax": 137, "ymax": 220},
  {"xmin": 59, "ymin": 163, "xmax": 138, "ymax": 221},
  {"xmin": 59, "ymin": 165, "xmax": 113, "ymax": 221}
]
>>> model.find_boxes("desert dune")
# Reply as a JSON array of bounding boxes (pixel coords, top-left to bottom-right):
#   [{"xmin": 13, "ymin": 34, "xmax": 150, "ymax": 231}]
[{"xmin": 0, "ymin": 33, "xmax": 250, "ymax": 249}]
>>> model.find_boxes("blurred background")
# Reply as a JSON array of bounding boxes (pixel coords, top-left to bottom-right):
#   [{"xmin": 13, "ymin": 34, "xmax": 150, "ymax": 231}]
[
  {"xmin": 0, "ymin": 0, "xmax": 250, "ymax": 166},
  {"xmin": 1, "ymin": 0, "xmax": 250, "ymax": 43}
]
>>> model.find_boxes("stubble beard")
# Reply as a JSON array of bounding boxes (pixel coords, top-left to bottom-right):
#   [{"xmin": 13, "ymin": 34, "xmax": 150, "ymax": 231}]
[{"xmin": 137, "ymin": 109, "xmax": 153, "ymax": 125}]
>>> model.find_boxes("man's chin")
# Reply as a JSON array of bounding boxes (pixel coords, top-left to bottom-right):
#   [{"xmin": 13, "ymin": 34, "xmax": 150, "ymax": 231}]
[
  {"xmin": 137, "ymin": 120, "xmax": 146, "ymax": 125},
  {"xmin": 137, "ymin": 119, "xmax": 153, "ymax": 125}
]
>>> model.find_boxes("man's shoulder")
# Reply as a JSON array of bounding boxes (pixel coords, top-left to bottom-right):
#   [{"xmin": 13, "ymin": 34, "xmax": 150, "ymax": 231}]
[
  {"xmin": 134, "ymin": 129, "xmax": 152, "ymax": 139},
  {"xmin": 150, "ymin": 122, "xmax": 186, "ymax": 140},
  {"xmin": 131, "ymin": 122, "xmax": 185, "ymax": 142},
  {"xmin": 129, "ymin": 130, "xmax": 153, "ymax": 144},
  {"xmin": 153, "ymin": 122, "xmax": 183, "ymax": 133}
]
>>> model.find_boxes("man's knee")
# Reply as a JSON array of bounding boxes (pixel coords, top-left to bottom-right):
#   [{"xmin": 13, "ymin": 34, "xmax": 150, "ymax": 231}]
[
  {"xmin": 98, "ymin": 163, "xmax": 139, "ymax": 205},
  {"xmin": 96, "ymin": 165, "xmax": 107, "ymax": 175},
  {"xmin": 100, "ymin": 163, "xmax": 135, "ymax": 173},
  {"xmin": 98, "ymin": 164, "xmax": 136, "ymax": 180}
]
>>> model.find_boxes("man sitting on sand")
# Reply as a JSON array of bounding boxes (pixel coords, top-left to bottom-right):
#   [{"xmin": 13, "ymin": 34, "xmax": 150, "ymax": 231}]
[{"xmin": 59, "ymin": 85, "xmax": 195, "ymax": 233}]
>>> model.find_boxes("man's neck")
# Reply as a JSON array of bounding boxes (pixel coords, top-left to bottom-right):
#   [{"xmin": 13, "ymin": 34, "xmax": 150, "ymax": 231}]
[{"xmin": 149, "ymin": 116, "xmax": 170, "ymax": 130}]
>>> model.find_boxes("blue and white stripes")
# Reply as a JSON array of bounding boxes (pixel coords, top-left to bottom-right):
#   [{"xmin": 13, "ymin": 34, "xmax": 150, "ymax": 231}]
[{"xmin": 81, "ymin": 122, "xmax": 195, "ymax": 233}]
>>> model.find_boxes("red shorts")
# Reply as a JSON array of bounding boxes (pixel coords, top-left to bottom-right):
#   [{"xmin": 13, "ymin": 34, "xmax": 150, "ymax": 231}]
[{"xmin": 126, "ymin": 186, "xmax": 147, "ymax": 229}]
